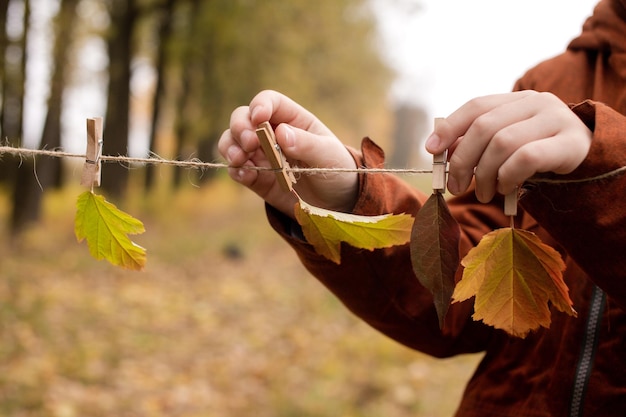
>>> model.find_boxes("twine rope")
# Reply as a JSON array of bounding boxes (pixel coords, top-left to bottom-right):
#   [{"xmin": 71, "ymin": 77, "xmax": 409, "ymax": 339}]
[{"xmin": 1, "ymin": 145, "xmax": 625, "ymax": 184}]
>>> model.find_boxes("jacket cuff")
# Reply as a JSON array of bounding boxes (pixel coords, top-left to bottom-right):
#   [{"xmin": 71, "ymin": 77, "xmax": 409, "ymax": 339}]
[{"xmin": 567, "ymin": 100, "xmax": 626, "ymax": 180}]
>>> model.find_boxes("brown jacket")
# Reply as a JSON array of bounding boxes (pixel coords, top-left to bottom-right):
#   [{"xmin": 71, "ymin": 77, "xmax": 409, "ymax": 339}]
[{"xmin": 268, "ymin": 1, "xmax": 626, "ymax": 415}]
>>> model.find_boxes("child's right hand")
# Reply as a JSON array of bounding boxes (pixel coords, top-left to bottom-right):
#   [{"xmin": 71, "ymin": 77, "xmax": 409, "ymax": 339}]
[
  {"xmin": 218, "ymin": 90, "xmax": 359, "ymax": 218},
  {"xmin": 425, "ymin": 91, "xmax": 593, "ymax": 203}
]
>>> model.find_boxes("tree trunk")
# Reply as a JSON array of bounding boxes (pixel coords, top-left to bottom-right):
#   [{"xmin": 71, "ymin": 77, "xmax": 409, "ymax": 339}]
[
  {"xmin": 172, "ymin": 0, "xmax": 200, "ymax": 189},
  {"xmin": 0, "ymin": 0, "xmax": 9, "ymax": 137},
  {"xmin": 37, "ymin": 0, "xmax": 80, "ymax": 189},
  {"xmin": 0, "ymin": 0, "xmax": 12, "ymax": 183},
  {"xmin": 101, "ymin": 0, "xmax": 138, "ymax": 199},
  {"xmin": 9, "ymin": 0, "xmax": 80, "ymax": 234},
  {"xmin": 0, "ymin": 0, "xmax": 26, "ymax": 153},
  {"xmin": 1, "ymin": 0, "xmax": 25, "ymax": 144},
  {"xmin": 144, "ymin": 0, "xmax": 175, "ymax": 192},
  {"xmin": 9, "ymin": 0, "xmax": 33, "ymax": 234}
]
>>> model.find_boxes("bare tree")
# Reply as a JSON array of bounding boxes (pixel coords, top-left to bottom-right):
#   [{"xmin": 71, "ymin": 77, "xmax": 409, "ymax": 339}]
[
  {"xmin": 1, "ymin": 0, "xmax": 27, "ymax": 144},
  {"xmin": 10, "ymin": 0, "xmax": 81, "ymax": 234},
  {"xmin": 100, "ymin": 0, "xmax": 138, "ymax": 199},
  {"xmin": 171, "ymin": 0, "xmax": 199, "ymax": 189},
  {"xmin": 7, "ymin": 0, "xmax": 31, "ymax": 234},
  {"xmin": 37, "ymin": 0, "xmax": 80, "ymax": 188},
  {"xmin": 0, "ymin": 0, "xmax": 10, "ymax": 137},
  {"xmin": 144, "ymin": 0, "xmax": 176, "ymax": 192},
  {"xmin": 0, "ymin": 0, "xmax": 12, "ymax": 183}
]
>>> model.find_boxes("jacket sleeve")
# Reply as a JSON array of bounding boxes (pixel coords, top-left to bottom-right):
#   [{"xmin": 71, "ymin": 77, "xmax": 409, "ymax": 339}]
[
  {"xmin": 518, "ymin": 100, "xmax": 626, "ymax": 310},
  {"xmin": 266, "ymin": 138, "xmax": 506, "ymax": 357}
]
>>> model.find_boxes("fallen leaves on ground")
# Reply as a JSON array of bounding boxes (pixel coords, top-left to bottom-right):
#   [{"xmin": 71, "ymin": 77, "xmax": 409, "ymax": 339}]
[{"xmin": 0, "ymin": 185, "xmax": 479, "ymax": 417}]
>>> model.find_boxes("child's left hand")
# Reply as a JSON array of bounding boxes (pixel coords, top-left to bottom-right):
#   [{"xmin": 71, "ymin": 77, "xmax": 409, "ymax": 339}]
[{"xmin": 426, "ymin": 90, "xmax": 593, "ymax": 202}]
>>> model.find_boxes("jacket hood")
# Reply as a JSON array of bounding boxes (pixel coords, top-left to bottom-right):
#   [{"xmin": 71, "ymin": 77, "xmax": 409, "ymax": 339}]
[{"xmin": 568, "ymin": 0, "xmax": 626, "ymax": 77}]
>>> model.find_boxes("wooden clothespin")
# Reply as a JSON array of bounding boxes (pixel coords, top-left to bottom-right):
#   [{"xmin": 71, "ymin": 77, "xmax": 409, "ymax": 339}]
[
  {"xmin": 255, "ymin": 121, "xmax": 296, "ymax": 192},
  {"xmin": 81, "ymin": 117, "xmax": 103, "ymax": 188},
  {"xmin": 504, "ymin": 188, "xmax": 518, "ymax": 217},
  {"xmin": 432, "ymin": 118, "xmax": 447, "ymax": 193}
]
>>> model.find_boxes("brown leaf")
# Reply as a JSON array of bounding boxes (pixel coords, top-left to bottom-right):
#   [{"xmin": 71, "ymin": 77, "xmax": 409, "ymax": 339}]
[{"xmin": 410, "ymin": 192, "xmax": 461, "ymax": 328}]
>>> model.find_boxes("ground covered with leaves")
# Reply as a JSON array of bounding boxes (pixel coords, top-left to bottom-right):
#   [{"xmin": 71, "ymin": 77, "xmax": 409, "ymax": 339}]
[{"xmin": 0, "ymin": 179, "xmax": 481, "ymax": 417}]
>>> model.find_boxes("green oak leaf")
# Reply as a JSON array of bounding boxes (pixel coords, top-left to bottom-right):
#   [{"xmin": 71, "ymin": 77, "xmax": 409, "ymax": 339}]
[{"xmin": 75, "ymin": 191, "xmax": 147, "ymax": 270}]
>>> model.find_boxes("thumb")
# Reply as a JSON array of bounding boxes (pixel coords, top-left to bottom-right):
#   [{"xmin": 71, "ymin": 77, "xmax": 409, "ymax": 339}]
[
  {"xmin": 274, "ymin": 124, "xmax": 349, "ymax": 169},
  {"xmin": 426, "ymin": 117, "xmax": 457, "ymax": 154},
  {"xmin": 272, "ymin": 123, "xmax": 359, "ymax": 213}
]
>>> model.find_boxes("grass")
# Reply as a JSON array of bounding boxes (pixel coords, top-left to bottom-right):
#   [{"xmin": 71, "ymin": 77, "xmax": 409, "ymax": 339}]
[{"xmin": 0, "ymin": 177, "xmax": 481, "ymax": 417}]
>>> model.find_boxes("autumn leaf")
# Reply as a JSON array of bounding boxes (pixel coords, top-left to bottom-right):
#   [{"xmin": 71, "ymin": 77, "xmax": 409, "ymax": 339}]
[
  {"xmin": 410, "ymin": 192, "xmax": 461, "ymax": 328},
  {"xmin": 453, "ymin": 228, "xmax": 575, "ymax": 338},
  {"xmin": 294, "ymin": 198, "xmax": 413, "ymax": 264},
  {"xmin": 75, "ymin": 191, "xmax": 147, "ymax": 271}
]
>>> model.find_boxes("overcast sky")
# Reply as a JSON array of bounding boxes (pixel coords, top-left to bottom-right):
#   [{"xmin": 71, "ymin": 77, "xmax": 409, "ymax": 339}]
[{"xmin": 374, "ymin": 0, "xmax": 599, "ymax": 117}]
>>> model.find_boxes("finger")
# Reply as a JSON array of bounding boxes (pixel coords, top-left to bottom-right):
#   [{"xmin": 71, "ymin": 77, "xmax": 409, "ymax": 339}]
[
  {"xmin": 472, "ymin": 112, "xmax": 562, "ymax": 202},
  {"xmin": 426, "ymin": 91, "xmax": 538, "ymax": 154},
  {"xmin": 227, "ymin": 154, "xmax": 280, "ymax": 195},
  {"xmin": 496, "ymin": 138, "xmax": 559, "ymax": 195},
  {"xmin": 229, "ymin": 105, "xmax": 253, "ymax": 136},
  {"xmin": 229, "ymin": 106, "xmax": 263, "ymax": 153},
  {"xmin": 249, "ymin": 90, "xmax": 310, "ymax": 127},
  {"xmin": 217, "ymin": 129, "xmax": 255, "ymax": 167},
  {"xmin": 217, "ymin": 129, "xmax": 233, "ymax": 160},
  {"xmin": 229, "ymin": 153, "xmax": 299, "ymax": 217},
  {"xmin": 272, "ymin": 123, "xmax": 358, "ymax": 213},
  {"xmin": 447, "ymin": 99, "xmax": 537, "ymax": 195},
  {"xmin": 274, "ymin": 124, "xmax": 355, "ymax": 171},
  {"xmin": 227, "ymin": 163, "xmax": 259, "ymax": 187},
  {"xmin": 496, "ymin": 125, "xmax": 591, "ymax": 196},
  {"xmin": 231, "ymin": 148, "xmax": 280, "ymax": 193},
  {"xmin": 249, "ymin": 90, "xmax": 332, "ymax": 136}
]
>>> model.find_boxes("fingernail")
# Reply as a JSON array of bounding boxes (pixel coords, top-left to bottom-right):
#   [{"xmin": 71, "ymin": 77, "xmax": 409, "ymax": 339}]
[
  {"xmin": 283, "ymin": 125, "xmax": 295, "ymax": 148},
  {"xmin": 226, "ymin": 146, "xmax": 238, "ymax": 163},
  {"xmin": 425, "ymin": 133, "xmax": 440, "ymax": 151},
  {"xmin": 250, "ymin": 106, "xmax": 260, "ymax": 122},
  {"xmin": 250, "ymin": 105, "xmax": 265, "ymax": 124}
]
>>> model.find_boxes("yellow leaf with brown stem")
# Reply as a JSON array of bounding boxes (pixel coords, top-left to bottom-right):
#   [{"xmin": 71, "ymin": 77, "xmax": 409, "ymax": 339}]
[
  {"xmin": 453, "ymin": 227, "xmax": 576, "ymax": 338},
  {"xmin": 294, "ymin": 198, "xmax": 413, "ymax": 264}
]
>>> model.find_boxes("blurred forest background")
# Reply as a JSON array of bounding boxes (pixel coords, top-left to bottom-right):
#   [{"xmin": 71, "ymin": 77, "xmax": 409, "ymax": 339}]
[{"xmin": 0, "ymin": 0, "xmax": 481, "ymax": 416}]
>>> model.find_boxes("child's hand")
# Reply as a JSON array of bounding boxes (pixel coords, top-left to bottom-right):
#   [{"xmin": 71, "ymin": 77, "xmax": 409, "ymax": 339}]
[
  {"xmin": 425, "ymin": 91, "xmax": 593, "ymax": 203},
  {"xmin": 218, "ymin": 90, "xmax": 359, "ymax": 218}
]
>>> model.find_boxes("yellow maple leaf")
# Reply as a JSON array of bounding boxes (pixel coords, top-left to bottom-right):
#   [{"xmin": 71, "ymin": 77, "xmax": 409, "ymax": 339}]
[{"xmin": 453, "ymin": 228, "xmax": 576, "ymax": 338}]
